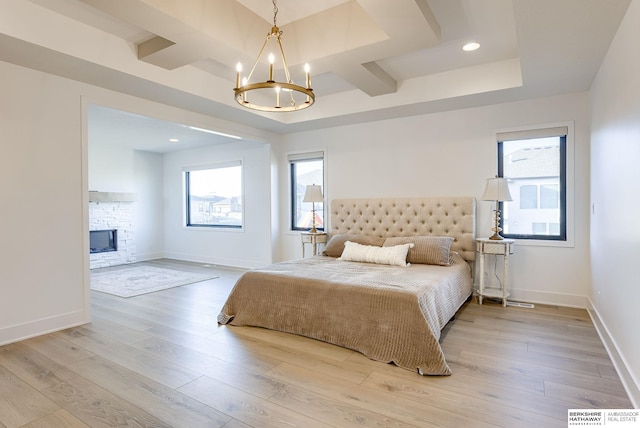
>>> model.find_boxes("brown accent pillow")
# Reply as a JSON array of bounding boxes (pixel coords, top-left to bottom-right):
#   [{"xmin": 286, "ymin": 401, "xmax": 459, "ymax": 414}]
[
  {"xmin": 322, "ymin": 234, "xmax": 385, "ymax": 257},
  {"xmin": 383, "ymin": 236, "xmax": 454, "ymax": 266}
]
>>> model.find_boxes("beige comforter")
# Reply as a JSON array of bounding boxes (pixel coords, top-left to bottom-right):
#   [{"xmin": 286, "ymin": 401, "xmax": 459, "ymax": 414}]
[{"xmin": 217, "ymin": 253, "xmax": 472, "ymax": 375}]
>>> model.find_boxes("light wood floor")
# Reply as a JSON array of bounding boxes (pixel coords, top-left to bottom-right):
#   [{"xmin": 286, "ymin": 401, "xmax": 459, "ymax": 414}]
[{"xmin": 0, "ymin": 259, "xmax": 632, "ymax": 427}]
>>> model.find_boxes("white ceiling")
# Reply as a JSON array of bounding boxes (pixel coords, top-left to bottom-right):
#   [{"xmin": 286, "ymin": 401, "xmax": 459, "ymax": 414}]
[{"xmin": 0, "ymin": 0, "xmax": 632, "ymax": 152}]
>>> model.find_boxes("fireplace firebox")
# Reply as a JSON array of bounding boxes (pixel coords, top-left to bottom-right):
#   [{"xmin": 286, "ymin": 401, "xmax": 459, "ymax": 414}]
[{"xmin": 90, "ymin": 229, "xmax": 117, "ymax": 253}]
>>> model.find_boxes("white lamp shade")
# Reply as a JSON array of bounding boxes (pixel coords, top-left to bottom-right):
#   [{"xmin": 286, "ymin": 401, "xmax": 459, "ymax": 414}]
[
  {"xmin": 302, "ymin": 184, "xmax": 323, "ymax": 203},
  {"xmin": 481, "ymin": 177, "xmax": 513, "ymax": 201}
]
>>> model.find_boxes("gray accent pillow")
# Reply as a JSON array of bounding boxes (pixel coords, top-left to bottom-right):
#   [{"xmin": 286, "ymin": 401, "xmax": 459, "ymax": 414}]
[
  {"xmin": 322, "ymin": 234, "xmax": 385, "ymax": 257},
  {"xmin": 383, "ymin": 236, "xmax": 454, "ymax": 266}
]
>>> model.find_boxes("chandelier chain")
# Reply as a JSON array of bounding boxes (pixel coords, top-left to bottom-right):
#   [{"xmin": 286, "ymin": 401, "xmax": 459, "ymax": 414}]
[{"xmin": 272, "ymin": 0, "xmax": 278, "ymax": 28}]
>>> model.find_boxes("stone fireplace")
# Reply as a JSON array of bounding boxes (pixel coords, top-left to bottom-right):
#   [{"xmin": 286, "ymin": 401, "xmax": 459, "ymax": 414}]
[{"xmin": 89, "ymin": 192, "xmax": 136, "ymax": 269}]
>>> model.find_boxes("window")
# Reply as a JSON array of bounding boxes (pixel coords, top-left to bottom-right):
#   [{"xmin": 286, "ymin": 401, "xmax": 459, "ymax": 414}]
[
  {"xmin": 184, "ymin": 162, "xmax": 243, "ymax": 228},
  {"xmin": 289, "ymin": 152, "xmax": 324, "ymax": 231},
  {"xmin": 497, "ymin": 126, "xmax": 567, "ymax": 241}
]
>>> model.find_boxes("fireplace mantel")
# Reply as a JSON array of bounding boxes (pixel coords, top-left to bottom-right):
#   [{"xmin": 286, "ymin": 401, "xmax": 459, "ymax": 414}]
[{"xmin": 89, "ymin": 191, "xmax": 137, "ymax": 202}]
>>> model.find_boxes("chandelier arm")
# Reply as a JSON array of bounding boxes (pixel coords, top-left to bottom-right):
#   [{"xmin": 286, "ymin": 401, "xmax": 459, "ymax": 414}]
[
  {"xmin": 276, "ymin": 35, "xmax": 292, "ymax": 84},
  {"xmin": 245, "ymin": 34, "xmax": 272, "ymax": 82}
]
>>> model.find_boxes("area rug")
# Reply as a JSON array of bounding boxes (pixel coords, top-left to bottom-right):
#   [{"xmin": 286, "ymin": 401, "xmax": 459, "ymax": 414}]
[{"xmin": 90, "ymin": 265, "xmax": 218, "ymax": 298}]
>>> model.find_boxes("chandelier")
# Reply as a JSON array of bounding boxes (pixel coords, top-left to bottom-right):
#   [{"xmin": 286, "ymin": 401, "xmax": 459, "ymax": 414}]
[{"xmin": 234, "ymin": 0, "xmax": 315, "ymax": 112}]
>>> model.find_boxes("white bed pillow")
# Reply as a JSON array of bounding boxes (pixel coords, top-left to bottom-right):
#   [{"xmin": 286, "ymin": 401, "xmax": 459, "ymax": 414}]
[{"xmin": 339, "ymin": 241, "xmax": 414, "ymax": 267}]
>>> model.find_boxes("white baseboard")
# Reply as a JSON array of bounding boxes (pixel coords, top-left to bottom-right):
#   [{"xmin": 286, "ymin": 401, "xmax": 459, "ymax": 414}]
[
  {"xmin": 135, "ymin": 251, "xmax": 165, "ymax": 262},
  {"xmin": 475, "ymin": 286, "xmax": 588, "ymax": 308},
  {"xmin": 0, "ymin": 310, "xmax": 89, "ymax": 346},
  {"xmin": 587, "ymin": 298, "xmax": 640, "ymax": 409},
  {"xmin": 163, "ymin": 251, "xmax": 268, "ymax": 270}
]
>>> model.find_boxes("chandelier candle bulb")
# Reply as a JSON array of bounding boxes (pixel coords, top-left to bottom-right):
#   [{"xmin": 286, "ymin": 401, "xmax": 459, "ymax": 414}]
[
  {"xmin": 275, "ymin": 85, "xmax": 281, "ymax": 108},
  {"xmin": 305, "ymin": 63, "xmax": 311, "ymax": 88},
  {"xmin": 241, "ymin": 77, "xmax": 248, "ymax": 102},
  {"xmin": 235, "ymin": 63, "xmax": 242, "ymax": 88},
  {"xmin": 268, "ymin": 53, "xmax": 275, "ymax": 82}
]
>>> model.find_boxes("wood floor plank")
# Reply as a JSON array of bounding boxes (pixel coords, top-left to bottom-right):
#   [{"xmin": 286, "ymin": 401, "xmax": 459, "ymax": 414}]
[
  {"xmin": 0, "ymin": 365, "xmax": 60, "ymax": 428},
  {"xmin": 20, "ymin": 333, "xmax": 95, "ymax": 366},
  {"xmin": 20, "ymin": 409, "xmax": 89, "ymax": 428},
  {"xmin": 269, "ymin": 384, "xmax": 418, "ymax": 428},
  {"xmin": 459, "ymin": 346, "xmax": 601, "ymax": 378},
  {"xmin": 214, "ymin": 325, "xmax": 374, "ymax": 384},
  {"xmin": 41, "ymin": 375, "xmax": 171, "ymax": 428},
  {"xmin": 130, "ymin": 336, "xmax": 287, "ymax": 400},
  {"xmin": 267, "ymin": 362, "xmax": 499, "ymax": 428},
  {"xmin": 88, "ymin": 302, "xmax": 161, "ymax": 333},
  {"xmin": 140, "ymin": 324, "xmax": 283, "ymax": 374},
  {"xmin": 220, "ymin": 419, "xmax": 252, "ymax": 428},
  {"xmin": 598, "ymin": 363, "xmax": 623, "ymax": 380},
  {"xmin": 75, "ymin": 316, "xmax": 154, "ymax": 345},
  {"xmin": 68, "ymin": 332, "xmax": 201, "ymax": 389},
  {"xmin": 527, "ymin": 340, "xmax": 612, "ymax": 365},
  {"xmin": 544, "ymin": 380, "xmax": 634, "ymax": 409},
  {"xmin": 91, "ymin": 296, "xmax": 205, "ymax": 332},
  {"xmin": 68, "ymin": 355, "xmax": 232, "ymax": 427},
  {"xmin": 0, "ymin": 342, "xmax": 77, "ymax": 391},
  {"xmin": 361, "ymin": 370, "xmax": 563, "ymax": 428},
  {"xmin": 221, "ymin": 323, "xmax": 355, "ymax": 362},
  {"xmin": 179, "ymin": 375, "xmax": 332, "ymax": 428}
]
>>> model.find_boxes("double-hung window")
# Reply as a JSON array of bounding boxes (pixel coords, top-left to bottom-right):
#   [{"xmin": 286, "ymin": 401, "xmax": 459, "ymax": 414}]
[
  {"xmin": 497, "ymin": 126, "xmax": 568, "ymax": 241},
  {"xmin": 289, "ymin": 151, "xmax": 324, "ymax": 231},
  {"xmin": 184, "ymin": 161, "xmax": 243, "ymax": 228}
]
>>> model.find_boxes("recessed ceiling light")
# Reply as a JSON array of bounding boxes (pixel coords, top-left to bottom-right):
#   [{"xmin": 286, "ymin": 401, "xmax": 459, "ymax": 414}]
[
  {"xmin": 169, "ymin": 138, "xmax": 179, "ymax": 142},
  {"xmin": 463, "ymin": 42, "xmax": 480, "ymax": 52}
]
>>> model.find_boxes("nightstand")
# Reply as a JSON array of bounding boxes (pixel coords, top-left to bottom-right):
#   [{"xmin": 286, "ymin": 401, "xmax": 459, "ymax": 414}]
[
  {"xmin": 301, "ymin": 232, "xmax": 327, "ymax": 257},
  {"xmin": 476, "ymin": 238, "xmax": 515, "ymax": 307}
]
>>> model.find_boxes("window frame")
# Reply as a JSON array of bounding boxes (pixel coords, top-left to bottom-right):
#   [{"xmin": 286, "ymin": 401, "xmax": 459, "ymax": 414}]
[
  {"xmin": 288, "ymin": 152, "xmax": 325, "ymax": 232},
  {"xmin": 184, "ymin": 161, "xmax": 244, "ymax": 229},
  {"xmin": 496, "ymin": 124, "xmax": 573, "ymax": 246}
]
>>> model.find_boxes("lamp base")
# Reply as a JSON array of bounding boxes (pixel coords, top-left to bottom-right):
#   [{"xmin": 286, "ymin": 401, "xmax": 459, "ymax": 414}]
[
  {"xmin": 489, "ymin": 207, "xmax": 505, "ymax": 240},
  {"xmin": 309, "ymin": 205, "xmax": 317, "ymax": 233}
]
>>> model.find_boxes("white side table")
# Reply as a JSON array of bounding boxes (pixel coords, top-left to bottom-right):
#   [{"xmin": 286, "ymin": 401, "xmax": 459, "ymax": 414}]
[
  {"xmin": 301, "ymin": 232, "xmax": 327, "ymax": 257},
  {"xmin": 476, "ymin": 238, "xmax": 515, "ymax": 307}
]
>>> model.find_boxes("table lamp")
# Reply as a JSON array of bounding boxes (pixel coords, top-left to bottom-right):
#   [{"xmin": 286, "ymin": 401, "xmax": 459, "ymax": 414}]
[
  {"xmin": 302, "ymin": 184, "xmax": 323, "ymax": 233},
  {"xmin": 481, "ymin": 177, "xmax": 513, "ymax": 240}
]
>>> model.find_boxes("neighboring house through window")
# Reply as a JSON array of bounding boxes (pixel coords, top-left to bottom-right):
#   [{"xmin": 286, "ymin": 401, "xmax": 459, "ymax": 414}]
[
  {"xmin": 184, "ymin": 161, "xmax": 243, "ymax": 228},
  {"xmin": 497, "ymin": 126, "xmax": 569, "ymax": 241},
  {"xmin": 289, "ymin": 151, "xmax": 324, "ymax": 231}
]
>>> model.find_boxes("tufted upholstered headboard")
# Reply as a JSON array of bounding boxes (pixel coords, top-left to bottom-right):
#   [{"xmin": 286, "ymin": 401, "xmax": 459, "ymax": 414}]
[{"xmin": 330, "ymin": 197, "xmax": 476, "ymax": 262}]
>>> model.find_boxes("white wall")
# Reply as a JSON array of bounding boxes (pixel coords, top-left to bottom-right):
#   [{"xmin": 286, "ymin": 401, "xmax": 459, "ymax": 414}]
[
  {"xmin": 275, "ymin": 92, "xmax": 592, "ymax": 307},
  {"xmin": 0, "ymin": 61, "xmax": 89, "ymax": 343},
  {"xmin": 134, "ymin": 150, "xmax": 165, "ymax": 261},
  {"xmin": 88, "ymin": 137, "xmax": 134, "ymax": 192},
  {"xmin": 163, "ymin": 140, "xmax": 274, "ymax": 268},
  {"xmin": 590, "ymin": 0, "xmax": 640, "ymax": 407}
]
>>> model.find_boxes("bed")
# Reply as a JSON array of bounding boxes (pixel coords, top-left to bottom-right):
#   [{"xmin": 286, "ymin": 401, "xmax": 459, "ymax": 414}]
[{"xmin": 218, "ymin": 197, "xmax": 476, "ymax": 375}]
